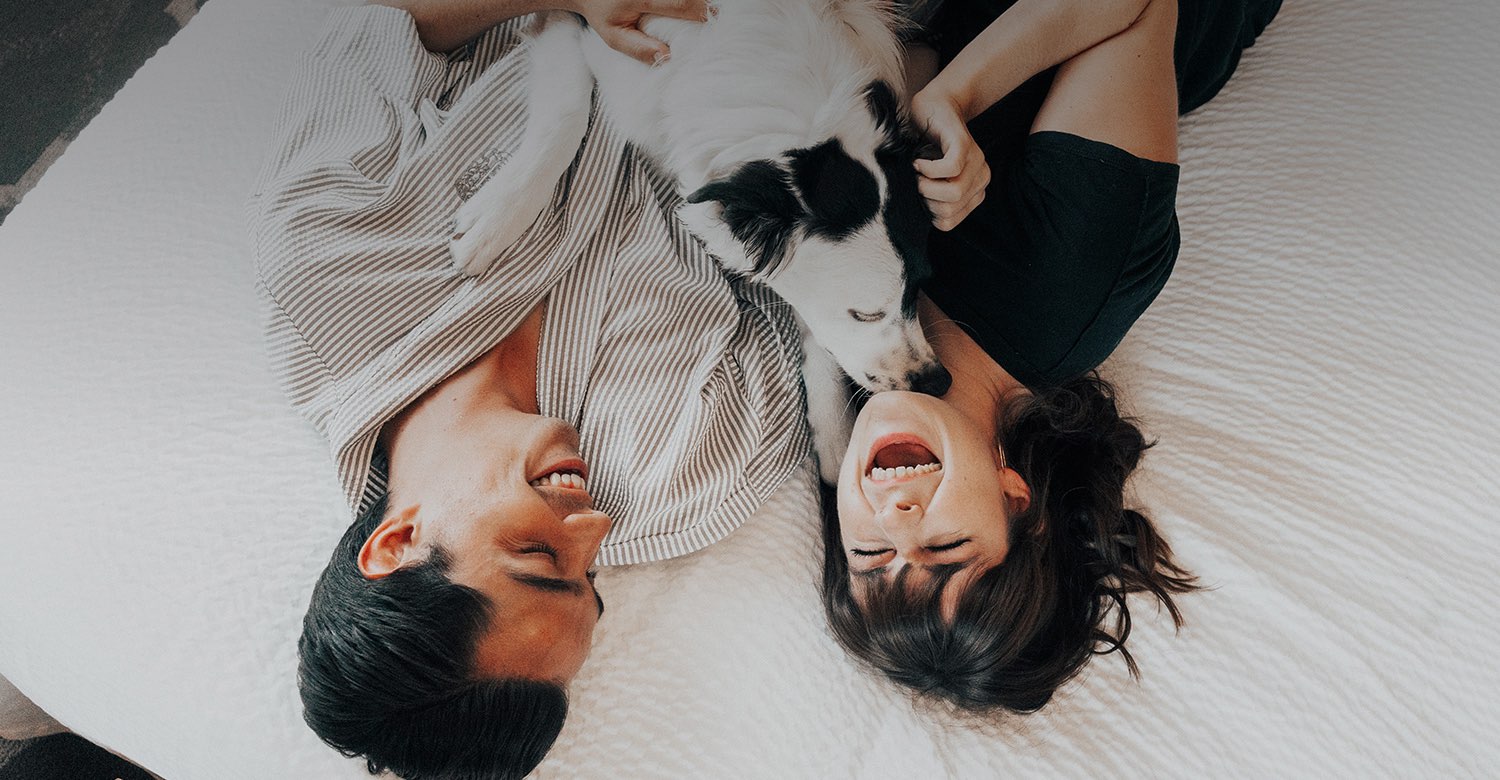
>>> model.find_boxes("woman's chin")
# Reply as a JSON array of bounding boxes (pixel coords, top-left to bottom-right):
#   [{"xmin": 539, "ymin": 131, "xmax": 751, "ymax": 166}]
[{"xmin": 855, "ymin": 389, "xmax": 938, "ymax": 422}]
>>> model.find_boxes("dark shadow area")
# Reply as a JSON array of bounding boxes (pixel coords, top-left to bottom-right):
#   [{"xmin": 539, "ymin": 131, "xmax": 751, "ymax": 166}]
[{"xmin": 0, "ymin": 0, "xmax": 206, "ymax": 224}]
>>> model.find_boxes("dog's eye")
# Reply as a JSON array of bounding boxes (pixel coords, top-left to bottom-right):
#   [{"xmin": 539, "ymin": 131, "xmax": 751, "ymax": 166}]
[{"xmin": 848, "ymin": 309, "xmax": 886, "ymax": 323}]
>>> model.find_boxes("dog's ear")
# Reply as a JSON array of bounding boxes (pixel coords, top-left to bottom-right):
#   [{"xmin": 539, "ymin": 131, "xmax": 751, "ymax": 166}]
[
  {"xmin": 685, "ymin": 161, "xmax": 800, "ymax": 275},
  {"xmin": 864, "ymin": 80, "xmax": 902, "ymax": 134}
]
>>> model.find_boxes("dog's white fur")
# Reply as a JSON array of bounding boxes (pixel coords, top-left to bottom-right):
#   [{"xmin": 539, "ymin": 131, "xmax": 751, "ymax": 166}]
[{"xmin": 451, "ymin": 2, "xmax": 936, "ymax": 483}]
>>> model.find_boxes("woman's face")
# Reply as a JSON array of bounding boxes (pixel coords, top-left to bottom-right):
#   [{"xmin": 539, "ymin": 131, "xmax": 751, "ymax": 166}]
[{"xmin": 836, "ymin": 391, "xmax": 1029, "ymax": 614}]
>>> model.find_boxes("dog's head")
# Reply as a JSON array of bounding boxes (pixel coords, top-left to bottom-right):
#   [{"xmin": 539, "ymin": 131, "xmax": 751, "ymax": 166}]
[{"xmin": 682, "ymin": 81, "xmax": 950, "ymax": 396}]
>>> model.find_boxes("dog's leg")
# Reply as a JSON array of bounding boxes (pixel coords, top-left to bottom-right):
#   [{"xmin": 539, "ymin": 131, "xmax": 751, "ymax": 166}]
[
  {"xmin": 801, "ymin": 330, "xmax": 856, "ymax": 487},
  {"xmin": 450, "ymin": 13, "xmax": 592, "ymax": 276}
]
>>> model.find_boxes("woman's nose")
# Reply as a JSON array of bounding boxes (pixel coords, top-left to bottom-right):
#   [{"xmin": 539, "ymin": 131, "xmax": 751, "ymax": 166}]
[{"xmin": 877, "ymin": 500, "xmax": 923, "ymax": 529}]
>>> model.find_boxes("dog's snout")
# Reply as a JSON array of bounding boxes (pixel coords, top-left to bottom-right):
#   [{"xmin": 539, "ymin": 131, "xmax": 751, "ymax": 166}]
[{"xmin": 908, "ymin": 364, "xmax": 952, "ymax": 397}]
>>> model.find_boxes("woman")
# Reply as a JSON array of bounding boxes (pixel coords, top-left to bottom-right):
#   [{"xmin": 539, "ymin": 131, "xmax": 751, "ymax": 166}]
[{"xmin": 822, "ymin": 0, "xmax": 1280, "ymax": 712}]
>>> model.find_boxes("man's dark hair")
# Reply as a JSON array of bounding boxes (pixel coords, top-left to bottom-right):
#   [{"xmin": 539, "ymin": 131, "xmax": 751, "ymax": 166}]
[
  {"xmin": 298, "ymin": 493, "xmax": 568, "ymax": 780},
  {"xmin": 820, "ymin": 373, "xmax": 1199, "ymax": 713}
]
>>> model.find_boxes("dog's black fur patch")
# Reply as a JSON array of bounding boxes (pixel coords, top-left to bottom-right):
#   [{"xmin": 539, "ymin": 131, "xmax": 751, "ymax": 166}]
[
  {"xmin": 686, "ymin": 161, "xmax": 802, "ymax": 275},
  {"xmin": 787, "ymin": 140, "xmax": 880, "ymax": 240},
  {"xmin": 687, "ymin": 81, "xmax": 936, "ymax": 294},
  {"xmin": 865, "ymin": 79, "xmax": 902, "ymax": 135},
  {"xmin": 866, "ymin": 80, "xmax": 934, "ymax": 316}
]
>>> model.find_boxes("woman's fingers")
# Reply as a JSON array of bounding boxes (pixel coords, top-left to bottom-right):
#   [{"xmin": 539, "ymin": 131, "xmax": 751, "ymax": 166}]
[
  {"xmin": 924, "ymin": 157, "xmax": 989, "ymax": 230},
  {"xmin": 644, "ymin": 0, "xmax": 713, "ymax": 21},
  {"xmin": 917, "ymin": 150, "xmax": 990, "ymax": 201},
  {"xmin": 912, "ymin": 108, "xmax": 986, "ymax": 214},
  {"xmin": 599, "ymin": 25, "xmax": 669, "ymax": 64},
  {"xmin": 912, "ymin": 131, "xmax": 963, "ymax": 179},
  {"xmin": 930, "ymin": 187, "xmax": 986, "ymax": 232},
  {"xmin": 917, "ymin": 174, "xmax": 965, "ymax": 204},
  {"xmin": 912, "ymin": 107, "xmax": 968, "ymax": 178},
  {"xmin": 588, "ymin": 0, "xmax": 711, "ymax": 64}
]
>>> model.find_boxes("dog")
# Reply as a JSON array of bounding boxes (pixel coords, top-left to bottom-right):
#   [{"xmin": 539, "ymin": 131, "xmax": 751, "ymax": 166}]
[{"xmin": 448, "ymin": 1, "xmax": 950, "ymax": 483}]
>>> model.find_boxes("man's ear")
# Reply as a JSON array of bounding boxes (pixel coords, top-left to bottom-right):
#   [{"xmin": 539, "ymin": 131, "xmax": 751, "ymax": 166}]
[{"xmin": 357, "ymin": 503, "xmax": 422, "ymax": 579}]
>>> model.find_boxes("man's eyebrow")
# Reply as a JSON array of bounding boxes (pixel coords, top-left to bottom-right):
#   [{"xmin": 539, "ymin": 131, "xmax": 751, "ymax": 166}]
[{"xmin": 509, "ymin": 572, "xmax": 584, "ymax": 596}]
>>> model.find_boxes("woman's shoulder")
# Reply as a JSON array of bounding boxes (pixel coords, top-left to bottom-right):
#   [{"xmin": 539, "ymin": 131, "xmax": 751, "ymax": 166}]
[{"xmin": 923, "ymin": 132, "xmax": 1180, "ymax": 386}]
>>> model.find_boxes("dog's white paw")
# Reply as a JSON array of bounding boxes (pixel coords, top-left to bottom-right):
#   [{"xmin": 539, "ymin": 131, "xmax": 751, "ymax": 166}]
[
  {"xmin": 449, "ymin": 178, "xmax": 546, "ymax": 277},
  {"xmin": 810, "ymin": 408, "xmax": 852, "ymax": 486},
  {"xmin": 801, "ymin": 340, "xmax": 855, "ymax": 486}
]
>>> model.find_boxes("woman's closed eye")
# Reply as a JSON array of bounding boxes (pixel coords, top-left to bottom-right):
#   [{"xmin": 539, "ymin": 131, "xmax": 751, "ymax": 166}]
[{"xmin": 851, "ymin": 539, "xmax": 970, "ymax": 557}]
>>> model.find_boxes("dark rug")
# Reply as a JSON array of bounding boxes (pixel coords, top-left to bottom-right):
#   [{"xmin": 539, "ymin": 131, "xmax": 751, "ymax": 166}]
[
  {"xmin": 0, "ymin": 4, "xmax": 204, "ymax": 776},
  {"xmin": 0, "ymin": 0, "xmax": 207, "ymax": 225},
  {"xmin": 0, "ymin": 734, "xmax": 156, "ymax": 780}
]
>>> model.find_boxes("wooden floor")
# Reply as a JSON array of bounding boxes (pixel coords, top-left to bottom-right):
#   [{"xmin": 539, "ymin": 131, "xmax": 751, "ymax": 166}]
[
  {"xmin": 0, "ymin": 0, "xmax": 205, "ymax": 225},
  {"xmin": 0, "ymin": 733, "xmax": 156, "ymax": 780}
]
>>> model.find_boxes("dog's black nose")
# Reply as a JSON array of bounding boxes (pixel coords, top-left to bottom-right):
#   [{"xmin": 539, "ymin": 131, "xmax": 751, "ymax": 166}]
[{"xmin": 909, "ymin": 364, "xmax": 952, "ymax": 397}]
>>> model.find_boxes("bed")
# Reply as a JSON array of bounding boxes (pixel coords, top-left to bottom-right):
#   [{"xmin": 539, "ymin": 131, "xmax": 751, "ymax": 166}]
[{"xmin": 1, "ymin": 0, "xmax": 1496, "ymax": 776}]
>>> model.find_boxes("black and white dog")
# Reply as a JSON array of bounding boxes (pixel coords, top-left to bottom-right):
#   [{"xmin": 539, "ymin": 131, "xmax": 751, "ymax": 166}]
[{"xmin": 449, "ymin": 1, "xmax": 949, "ymax": 482}]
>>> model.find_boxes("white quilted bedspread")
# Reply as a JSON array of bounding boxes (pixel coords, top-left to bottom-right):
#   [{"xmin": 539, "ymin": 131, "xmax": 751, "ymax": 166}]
[{"xmin": 2, "ymin": 0, "xmax": 1497, "ymax": 776}]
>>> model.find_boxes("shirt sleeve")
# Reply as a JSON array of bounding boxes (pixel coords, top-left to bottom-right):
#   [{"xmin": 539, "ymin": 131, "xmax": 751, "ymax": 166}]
[
  {"xmin": 249, "ymin": 6, "xmax": 447, "ymax": 224},
  {"xmin": 248, "ymin": 6, "xmax": 455, "ymax": 449},
  {"xmin": 245, "ymin": 6, "xmax": 624, "ymax": 512}
]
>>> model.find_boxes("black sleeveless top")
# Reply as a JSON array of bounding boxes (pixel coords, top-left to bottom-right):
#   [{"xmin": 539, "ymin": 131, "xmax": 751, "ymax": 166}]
[{"xmin": 915, "ymin": 0, "xmax": 1282, "ymax": 386}]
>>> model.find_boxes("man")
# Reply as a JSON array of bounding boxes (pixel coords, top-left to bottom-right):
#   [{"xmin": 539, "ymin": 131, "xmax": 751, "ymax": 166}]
[{"xmin": 248, "ymin": 1, "xmax": 809, "ymax": 776}]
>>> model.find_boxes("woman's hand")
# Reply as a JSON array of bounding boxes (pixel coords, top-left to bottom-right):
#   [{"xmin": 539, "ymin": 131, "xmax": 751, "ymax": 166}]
[
  {"xmin": 910, "ymin": 88, "xmax": 991, "ymax": 232},
  {"xmin": 573, "ymin": 0, "xmax": 712, "ymax": 65}
]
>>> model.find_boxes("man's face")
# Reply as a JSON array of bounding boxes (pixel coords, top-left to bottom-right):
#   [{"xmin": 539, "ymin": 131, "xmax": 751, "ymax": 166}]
[{"xmin": 365, "ymin": 410, "xmax": 613, "ymax": 683}]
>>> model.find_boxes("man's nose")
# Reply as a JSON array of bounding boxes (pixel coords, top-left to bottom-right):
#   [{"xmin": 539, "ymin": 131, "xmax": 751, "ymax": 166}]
[{"xmin": 563, "ymin": 510, "xmax": 613, "ymax": 555}]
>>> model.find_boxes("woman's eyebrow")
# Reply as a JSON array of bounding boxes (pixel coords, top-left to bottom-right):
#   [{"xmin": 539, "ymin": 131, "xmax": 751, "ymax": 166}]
[
  {"xmin": 852, "ymin": 558, "xmax": 966, "ymax": 582},
  {"xmin": 922, "ymin": 561, "xmax": 970, "ymax": 577}
]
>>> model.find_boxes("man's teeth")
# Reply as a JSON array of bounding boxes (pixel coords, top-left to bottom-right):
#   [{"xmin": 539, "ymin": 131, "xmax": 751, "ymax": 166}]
[
  {"xmin": 869, "ymin": 462, "xmax": 941, "ymax": 482},
  {"xmin": 530, "ymin": 472, "xmax": 587, "ymax": 490}
]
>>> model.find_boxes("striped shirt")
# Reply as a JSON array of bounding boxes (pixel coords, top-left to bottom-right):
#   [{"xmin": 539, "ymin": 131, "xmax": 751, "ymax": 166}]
[{"xmin": 248, "ymin": 6, "xmax": 810, "ymax": 565}]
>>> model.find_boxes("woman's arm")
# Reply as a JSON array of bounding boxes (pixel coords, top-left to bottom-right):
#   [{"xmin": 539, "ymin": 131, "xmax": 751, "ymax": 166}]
[
  {"xmin": 921, "ymin": 0, "xmax": 1153, "ymax": 123},
  {"xmin": 370, "ymin": 0, "xmax": 709, "ymax": 62},
  {"xmin": 911, "ymin": 0, "xmax": 1174, "ymax": 230}
]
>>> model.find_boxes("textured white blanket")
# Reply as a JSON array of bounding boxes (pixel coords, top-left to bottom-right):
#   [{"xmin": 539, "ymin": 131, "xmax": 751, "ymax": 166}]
[{"xmin": 1, "ymin": 0, "xmax": 1497, "ymax": 776}]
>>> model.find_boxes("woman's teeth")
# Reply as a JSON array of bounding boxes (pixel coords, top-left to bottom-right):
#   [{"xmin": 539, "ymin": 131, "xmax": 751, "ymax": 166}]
[
  {"xmin": 530, "ymin": 472, "xmax": 587, "ymax": 490},
  {"xmin": 869, "ymin": 462, "xmax": 941, "ymax": 482}
]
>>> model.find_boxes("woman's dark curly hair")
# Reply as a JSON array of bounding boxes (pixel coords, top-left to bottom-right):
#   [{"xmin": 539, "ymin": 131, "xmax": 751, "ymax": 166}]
[{"xmin": 820, "ymin": 372, "xmax": 1198, "ymax": 713}]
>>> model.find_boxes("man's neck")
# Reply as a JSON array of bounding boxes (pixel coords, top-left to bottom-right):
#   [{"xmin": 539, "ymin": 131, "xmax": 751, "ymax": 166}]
[{"xmin": 379, "ymin": 301, "xmax": 547, "ymax": 489}]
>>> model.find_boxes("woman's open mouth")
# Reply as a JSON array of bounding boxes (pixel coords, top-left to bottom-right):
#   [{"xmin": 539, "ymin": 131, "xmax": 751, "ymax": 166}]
[{"xmin": 866, "ymin": 436, "xmax": 943, "ymax": 482}]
